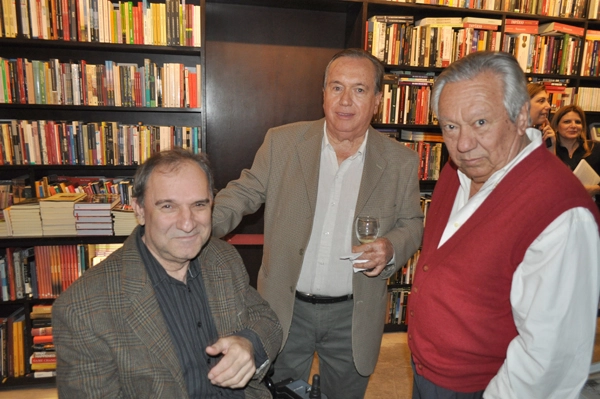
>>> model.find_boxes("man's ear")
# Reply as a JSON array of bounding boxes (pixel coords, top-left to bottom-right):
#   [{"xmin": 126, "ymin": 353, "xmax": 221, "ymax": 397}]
[
  {"xmin": 373, "ymin": 91, "xmax": 383, "ymax": 115},
  {"xmin": 516, "ymin": 102, "xmax": 529, "ymax": 134},
  {"xmin": 132, "ymin": 198, "xmax": 145, "ymax": 226}
]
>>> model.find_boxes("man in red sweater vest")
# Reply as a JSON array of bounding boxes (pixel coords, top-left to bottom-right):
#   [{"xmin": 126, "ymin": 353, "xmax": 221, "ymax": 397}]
[{"xmin": 408, "ymin": 51, "xmax": 600, "ymax": 399}]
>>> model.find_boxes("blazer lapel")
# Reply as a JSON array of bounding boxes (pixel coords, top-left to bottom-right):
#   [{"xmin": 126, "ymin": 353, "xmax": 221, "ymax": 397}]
[
  {"xmin": 199, "ymin": 241, "xmax": 237, "ymax": 336},
  {"xmin": 355, "ymin": 128, "xmax": 387, "ymax": 217},
  {"xmin": 121, "ymin": 235, "xmax": 187, "ymax": 392},
  {"xmin": 296, "ymin": 119, "xmax": 325, "ymax": 216}
]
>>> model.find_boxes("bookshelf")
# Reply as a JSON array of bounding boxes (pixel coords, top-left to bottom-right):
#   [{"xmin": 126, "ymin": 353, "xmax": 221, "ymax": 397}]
[
  {"xmin": 0, "ymin": 0, "xmax": 205, "ymax": 387},
  {"xmin": 202, "ymin": 0, "xmax": 600, "ymax": 334},
  {"xmin": 3, "ymin": 0, "xmax": 600, "ymax": 388}
]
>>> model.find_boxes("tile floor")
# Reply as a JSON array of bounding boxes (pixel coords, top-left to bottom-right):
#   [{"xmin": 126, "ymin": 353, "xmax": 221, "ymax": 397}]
[{"xmin": 3, "ymin": 319, "xmax": 600, "ymax": 399}]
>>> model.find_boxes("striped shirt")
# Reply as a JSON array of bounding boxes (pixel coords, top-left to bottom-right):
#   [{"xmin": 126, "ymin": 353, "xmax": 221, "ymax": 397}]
[{"xmin": 137, "ymin": 229, "xmax": 244, "ymax": 399}]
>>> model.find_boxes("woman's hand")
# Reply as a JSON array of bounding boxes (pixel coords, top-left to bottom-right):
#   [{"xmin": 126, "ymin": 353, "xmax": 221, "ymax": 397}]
[{"xmin": 541, "ymin": 121, "xmax": 556, "ymax": 154}]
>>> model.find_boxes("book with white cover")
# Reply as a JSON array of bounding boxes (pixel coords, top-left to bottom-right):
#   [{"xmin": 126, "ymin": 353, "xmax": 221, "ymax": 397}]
[{"xmin": 574, "ymin": 159, "xmax": 600, "ymax": 186}]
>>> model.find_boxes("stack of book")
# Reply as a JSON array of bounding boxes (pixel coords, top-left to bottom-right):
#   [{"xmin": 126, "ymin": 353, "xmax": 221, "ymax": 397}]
[
  {"xmin": 112, "ymin": 206, "xmax": 138, "ymax": 236},
  {"xmin": 0, "ymin": 217, "xmax": 8, "ymax": 237},
  {"xmin": 29, "ymin": 304, "xmax": 55, "ymax": 378},
  {"xmin": 74, "ymin": 194, "xmax": 121, "ymax": 236},
  {"xmin": 39, "ymin": 193, "xmax": 87, "ymax": 236},
  {"xmin": 6, "ymin": 199, "xmax": 43, "ymax": 237}
]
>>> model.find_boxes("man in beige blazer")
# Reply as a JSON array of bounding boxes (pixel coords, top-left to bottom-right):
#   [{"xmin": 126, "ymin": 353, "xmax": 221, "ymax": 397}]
[{"xmin": 212, "ymin": 49, "xmax": 423, "ymax": 399}]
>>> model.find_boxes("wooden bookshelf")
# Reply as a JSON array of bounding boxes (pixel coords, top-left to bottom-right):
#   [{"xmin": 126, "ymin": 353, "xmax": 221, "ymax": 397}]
[
  {"xmin": 4, "ymin": 0, "xmax": 600, "ymax": 388},
  {"xmin": 0, "ymin": 0, "xmax": 205, "ymax": 387}
]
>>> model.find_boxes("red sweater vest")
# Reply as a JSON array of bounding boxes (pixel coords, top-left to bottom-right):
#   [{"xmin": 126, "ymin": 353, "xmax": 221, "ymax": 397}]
[{"xmin": 408, "ymin": 146, "xmax": 600, "ymax": 392}]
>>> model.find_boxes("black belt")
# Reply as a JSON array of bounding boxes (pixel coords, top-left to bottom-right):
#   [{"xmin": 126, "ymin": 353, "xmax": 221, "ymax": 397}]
[{"xmin": 295, "ymin": 291, "xmax": 353, "ymax": 304}]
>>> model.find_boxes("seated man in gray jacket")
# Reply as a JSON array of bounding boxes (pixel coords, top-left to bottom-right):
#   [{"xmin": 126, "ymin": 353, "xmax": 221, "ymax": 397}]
[{"xmin": 53, "ymin": 148, "xmax": 282, "ymax": 399}]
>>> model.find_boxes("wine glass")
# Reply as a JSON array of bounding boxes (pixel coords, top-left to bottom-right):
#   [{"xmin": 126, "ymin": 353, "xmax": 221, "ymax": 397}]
[{"xmin": 355, "ymin": 216, "xmax": 379, "ymax": 244}]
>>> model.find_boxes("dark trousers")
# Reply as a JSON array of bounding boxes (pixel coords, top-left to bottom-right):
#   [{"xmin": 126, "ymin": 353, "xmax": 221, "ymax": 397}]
[{"xmin": 411, "ymin": 361, "xmax": 485, "ymax": 399}]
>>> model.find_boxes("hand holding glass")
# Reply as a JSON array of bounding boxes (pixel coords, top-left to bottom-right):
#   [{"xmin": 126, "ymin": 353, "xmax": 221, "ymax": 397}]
[{"xmin": 355, "ymin": 217, "xmax": 379, "ymax": 244}]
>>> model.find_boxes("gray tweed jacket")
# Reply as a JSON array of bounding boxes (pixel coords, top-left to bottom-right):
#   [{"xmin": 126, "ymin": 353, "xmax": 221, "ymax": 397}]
[{"xmin": 52, "ymin": 227, "xmax": 282, "ymax": 398}]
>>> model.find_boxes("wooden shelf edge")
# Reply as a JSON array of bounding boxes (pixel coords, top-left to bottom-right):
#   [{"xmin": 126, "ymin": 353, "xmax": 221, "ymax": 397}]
[{"xmin": 223, "ymin": 234, "xmax": 264, "ymax": 245}]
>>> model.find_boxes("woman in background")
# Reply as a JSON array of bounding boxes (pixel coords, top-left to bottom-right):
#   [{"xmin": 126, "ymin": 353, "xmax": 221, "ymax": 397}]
[
  {"xmin": 550, "ymin": 104, "xmax": 600, "ymax": 206},
  {"xmin": 527, "ymin": 82, "xmax": 556, "ymax": 152}
]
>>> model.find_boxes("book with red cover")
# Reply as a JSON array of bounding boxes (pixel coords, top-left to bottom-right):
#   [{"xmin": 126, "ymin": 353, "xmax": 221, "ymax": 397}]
[
  {"xmin": 32, "ymin": 335, "xmax": 53, "ymax": 344},
  {"xmin": 539, "ymin": 22, "xmax": 585, "ymax": 37},
  {"xmin": 5, "ymin": 248, "xmax": 16, "ymax": 301},
  {"xmin": 504, "ymin": 24, "xmax": 539, "ymax": 34},
  {"xmin": 31, "ymin": 326, "xmax": 53, "ymax": 336},
  {"xmin": 505, "ymin": 18, "xmax": 539, "ymax": 25}
]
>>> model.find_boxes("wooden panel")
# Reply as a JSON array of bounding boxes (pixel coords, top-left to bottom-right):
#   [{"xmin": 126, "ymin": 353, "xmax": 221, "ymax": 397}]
[{"xmin": 205, "ymin": 2, "xmax": 348, "ymax": 188}]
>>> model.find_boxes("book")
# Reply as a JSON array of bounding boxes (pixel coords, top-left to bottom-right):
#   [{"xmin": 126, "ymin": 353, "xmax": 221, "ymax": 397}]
[
  {"xmin": 33, "ymin": 370, "xmax": 56, "ymax": 378},
  {"xmin": 32, "ymin": 335, "xmax": 53, "ymax": 344},
  {"xmin": 573, "ymin": 159, "xmax": 600, "ymax": 185},
  {"xmin": 504, "ymin": 24, "xmax": 539, "ymax": 34},
  {"xmin": 415, "ymin": 17, "xmax": 462, "ymax": 27},
  {"xmin": 31, "ymin": 326, "xmax": 53, "ymax": 336},
  {"xmin": 461, "ymin": 17, "xmax": 502, "ymax": 26},
  {"xmin": 539, "ymin": 22, "xmax": 584, "ymax": 37},
  {"xmin": 505, "ymin": 18, "xmax": 539, "ymax": 25},
  {"xmin": 73, "ymin": 194, "xmax": 120, "ymax": 210}
]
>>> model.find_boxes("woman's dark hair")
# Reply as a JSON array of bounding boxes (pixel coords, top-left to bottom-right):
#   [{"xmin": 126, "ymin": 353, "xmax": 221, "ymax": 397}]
[{"xmin": 550, "ymin": 104, "xmax": 593, "ymax": 158}]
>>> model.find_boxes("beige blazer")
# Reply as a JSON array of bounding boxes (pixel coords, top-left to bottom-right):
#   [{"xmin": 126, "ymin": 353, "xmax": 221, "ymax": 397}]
[{"xmin": 213, "ymin": 118, "xmax": 423, "ymax": 376}]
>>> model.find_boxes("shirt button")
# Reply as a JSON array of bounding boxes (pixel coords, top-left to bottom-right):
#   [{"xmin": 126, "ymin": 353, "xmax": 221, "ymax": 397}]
[
  {"xmin": 197, "ymin": 321, "xmax": 202, "ymax": 328},
  {"xmin": 454, "ymin": 222, "xmax": 459, "ymax": 228},
  {"xmin": 423, "ymin": 265, "xmax": 429, "ymax": 271}
]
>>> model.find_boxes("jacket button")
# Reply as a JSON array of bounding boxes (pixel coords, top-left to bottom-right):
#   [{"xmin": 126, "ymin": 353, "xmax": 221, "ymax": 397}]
[
  {"xmin": 423, "ymin": 265, "xmax": 429, "ymax": 271},
  {"xmin": 299, "ymin": 248, "xmax": 305, "ymax": 256},
  {"xmin": 413, "ymin": 286, "xmax": 418, "ymax": 293}
]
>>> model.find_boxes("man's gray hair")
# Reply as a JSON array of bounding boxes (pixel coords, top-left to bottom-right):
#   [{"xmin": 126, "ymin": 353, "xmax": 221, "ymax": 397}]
[
  {"xmin": 431, "ymin": 51, "xmax": 529, "ymax": 123},
  {"xmin": 323, "ymin": 48, "xmax": 385, "ymax": 94},
  {"xmin": 132, "ymin": 148, "xmax": 214, "ymax": 206}
]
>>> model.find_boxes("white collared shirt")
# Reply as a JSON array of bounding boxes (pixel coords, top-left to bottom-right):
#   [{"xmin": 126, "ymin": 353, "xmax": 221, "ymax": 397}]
[
  {"xmin": 441, "ymin": 128, "xmax": 600, "ymax": 398},
  {"xmin": 295, "ymin": 125, "xmax": 367, "ymax": 297}
]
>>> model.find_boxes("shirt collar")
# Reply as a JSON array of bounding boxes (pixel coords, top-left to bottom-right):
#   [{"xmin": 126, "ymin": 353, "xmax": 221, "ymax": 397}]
[{"xmin": 322, "ymin": 122, "xmax": 368, "ymax": 160}]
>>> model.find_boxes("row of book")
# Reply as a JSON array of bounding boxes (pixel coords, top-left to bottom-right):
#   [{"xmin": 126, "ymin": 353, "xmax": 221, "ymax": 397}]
[
  {"xmin": 366, "ymin": 15, "xmax": 591, "ymax": 77},
  {"xmin": 376, "ymin": 72, "xmax": 436, "ymax": 125},
  {"xmin": 389, "ymin": 249, "xmax": 422, "ymax": 286},
  {"xmin": 581, "ymin": 30, "xmax": 600, "ymax": 76},
  {"xmin": 500, "ymin": 20, "xmax": 584, "ymax": 75},
  {"xmin": 401, "ymin": 141, "xmax": 444, "ymax": 181},
  {"xmin": 0, "ymin": 119, "xmax": 202, "ymax": 166},
  {"xmin": 366, "ymin": 15, "xmax": 504, "ymax": 68},
  {"xmin": 383, "ymin": 0, "xmax": 587, "ymax": 18},
  {"xmin": 0, "ymin": 0, "xmax": 201, "ymax": 46},
  {"xmin": 0, "ymin": 243, "xmax": 123, "ymax": 301},
  {"xmin": 576, "ymin": 87, "xmax": 600, "ymax": 112},
  {"xmin": 1, "ymin": 305, "xmax": 27, "ymax": 379},
  {"xmin": 0, "ymin": 57, "xmax": 202, "ymax": 108},
  {"xmin": 386, "ymin": 288, "xmax": 411, "ymax": 326},
  {"xmin": 2, "ymin": 193, "xmax": 137, "ymax": 237},
  {"xmin": 1, "ymin": 304, "xmax": 56, "ymax": 380}
]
